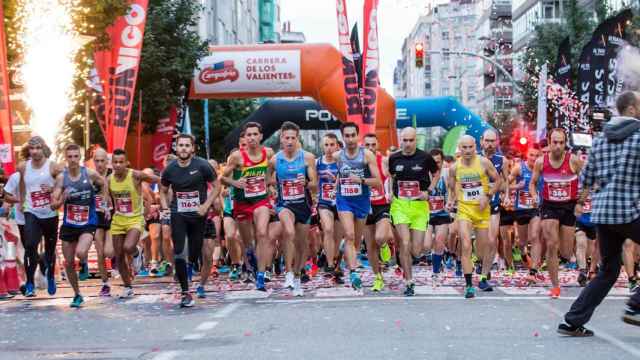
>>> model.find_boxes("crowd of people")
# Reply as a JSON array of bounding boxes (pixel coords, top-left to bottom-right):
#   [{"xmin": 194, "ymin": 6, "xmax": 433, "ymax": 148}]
[{"xmin": 1, "ymin": 92, "xmax": 640, "ymax": 336}]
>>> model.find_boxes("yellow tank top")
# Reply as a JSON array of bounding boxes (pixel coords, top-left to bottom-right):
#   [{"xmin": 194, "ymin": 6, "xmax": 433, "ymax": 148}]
[
  {"xmin": 456, "ymin": 157, "xmax": 490, "ymax": 206},
  {"xmin": 109, "ymin": 169, "xmax": 143, "ymax": 218}
]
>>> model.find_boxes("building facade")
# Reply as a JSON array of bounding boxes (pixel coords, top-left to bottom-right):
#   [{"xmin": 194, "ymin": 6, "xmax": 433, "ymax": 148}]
[{"xmin": 197, "ymin": 0, "xmax": 280, "ymax": 45}]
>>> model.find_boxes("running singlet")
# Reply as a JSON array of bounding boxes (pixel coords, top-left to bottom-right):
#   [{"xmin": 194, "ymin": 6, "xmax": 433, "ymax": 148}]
[
  {"xmin": 483, "ymin": 152, "xmax": 504, "ymax": 206},
  {"xmin": 233, "ymin": 148, "xmax": 268, "ymax": 203},
  {"xmin": 429, "ymin": 169, "xmax": 449, "ymax": 216},
  {"xmin": 109, "ymin": 170, "xmax": 143, "ymax": 218},
  {"xmin": 62, "ymin": 167, "xmax": 97, "ymax": 228},
  {"xmin": 316, "ymin": 156, "xmax": 338, "ymax": 207},
  {"xmin": 23, "ymin": 159, "xmax": 57, "ymax": 219},
  {"xmin": 388, "ymin": 149, "xmax": 438, "ymax": 200},
  {"xmin": 370, "ymin": 153, "xmax": 389, "ymax": 206},
  {"xmin": 161, "ymin": 156, "xmax": 216, "ymax": 217},
  {"xmin": 275, "ymin": 150, "xmax": 310, "ymax": 209},
  {"xmin": 455, "ymin": 157, "xmax": 490, "ymax": 206},
  {"xmin": 515, "ymin": 160, "xmax": 541, "ymax": 210},
  {"xmin": 541, "ymin": 153, "xmax": 578, "ymax": 203},
  {"xmin": 336, "ymin": 147, "xmax": 370, "ymax": 201}
]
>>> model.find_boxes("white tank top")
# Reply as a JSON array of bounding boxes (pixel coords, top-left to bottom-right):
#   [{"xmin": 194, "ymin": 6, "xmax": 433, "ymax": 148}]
[{"xmin": 24, "ymin": 159, "xmax": 57, "ymax": 219}]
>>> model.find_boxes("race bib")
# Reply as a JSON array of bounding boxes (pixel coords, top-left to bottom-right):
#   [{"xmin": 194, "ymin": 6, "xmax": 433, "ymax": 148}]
[
  {"xmin": 398, "ymin": 181, "xmax": 421, "ymax": 200},
  {"xmin": 115, "ymin": 196, "xmax": 133, "ymax": 215},
  {"xmin": 583, "ymin": 196, "xmax": 592, "ymax": 213},
  {"xmin": 66, "ymin": 204, "xmax": 89, "ymax": 226},
  {"xmin": 429, "ymin": 195, "xmax": 445, "ymax": 211},
  {"xmin": 176, "ymin": 191, "xmax": 200, "ymax": 213},
  {"xmin": 340, "ymin": 178, "xmax": 362, "ymax": 197},
  {"xmin": 370, "ymin": 186, "xmax": 385, "ymax": 201},
  {"xmin": 321, "ymin": 183, "xmax": 336, "ymax": 202},
  {"xmin": 281, "ymin": 178, "xmax": 305, "ymax": 201},
  {"xmin": 547, "ymin": 181, "xmax": 571, "ymax": 202},
  {"xmin": 518, "ymin": 190, "xmax": 535, "ymax": 208},
  {"xmin": 245, "ymin": 175, "xmax": 267, "ymax": 198},
  {"xmin": 461, "ymin": 181, "xmax": 483, "ymax": 202},
  {"xmin": 95, "ymin": 195, "xmax": 107, "ymax": 211},
  {"xmin": 30, "ymin": 190, "xmax": 51, "ymax": 209}
]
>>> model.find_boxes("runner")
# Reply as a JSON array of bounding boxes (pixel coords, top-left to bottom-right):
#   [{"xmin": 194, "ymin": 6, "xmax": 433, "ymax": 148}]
[
  {"xmin": 268, "ymin": 122, "xmax": 317, "ymax": 296},
  {"xmin": 425, "ymin": 148, "xmax": 452, "ymax": 284},
  {"xmin": 51, "ymin": 144, "xmax": 106, "ymax": 307},
  {"xmin": 574, "ymin": 149, "xmax": 596, "ymax": 287},
  {"xmin": 16, "ymin": 136, "xmax": 64, "ymax": 297},
  {"xmin": 160, "ymin": 134, "xmax": 219, "ymax": 307},
  {"xmin": 92, "ymin": 148, "xmax": 114, "ymax": 295},
  {"xmin": 109, "ymin": 148, "xmax": 159, "ymax": 299},
  {"xmin": 363, "ymin": 134, "xmax": 392, "ymax": 292},
  {"xmin": 332, "ymin": 122, "xmax": 382, "ymax": 291},
  {"xmin": 479, "ymin": 129, "xmax": 509, "ymax": 289},
  {"xmin": 530, "ymin": 128, "xmax": 583, "ymax": 298},
  {"xmin": 389, "ymin": 127, "xmax": 439, "ymax": 296},
  {"xmin": 316, "ymin": 133, "xmax": 344, "ymax": 283},
  {"xmin": 221, "ymin": 123, "xmax": 274, "ymax": 290},
  {"xmin": 158, "ymin": 154, "xmax": 177, "ymax": 277},
  {"xmin": 447, "ymin": 135, "xmax": 502, "ymax": 298},
  {"xmin": 197, "ymin": 159, "xmax": 223, "ymax": 298}
]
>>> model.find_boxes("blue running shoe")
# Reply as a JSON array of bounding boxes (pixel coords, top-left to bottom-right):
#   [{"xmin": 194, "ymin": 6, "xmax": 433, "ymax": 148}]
[
  {"xmin": 70, "ymin": 294, "xmax": 84, "ymax": 308},
  {"xmin": 138, "ymin": 268, "xmax": 150, "ymax": 277},
  {"xmin": 478, "ymin": 277, "xmax": 493, "ymax": 292},
  {"xmin": 46, "ymin": 269, "xmax": 56, "ymax": 296},
  {"xmin": 455, "ymin": 261, "xmax": 463, "ymax": 277},
  {"xmin": 24, "ymin": 283, "xmax": 35, "ymax": 297},
  {"xmin": 475, "ymin": 263, "xmax": 482, "ymax": 275},
  {"xmin": 78, "ymin": 262, "xmax": 89, "ymax": 281},
  {"xmin": 256, "ymin": 272, "xmax": 266, "ymax": 291},
  {"xmin": 350, "ymin": 271, "xmax": 362, "ymax": 290},
  {"xmin": 464, "ymin": 286, "xmax": 476, "ymax": 299},
  {"xmin": 196, "ymin": 285, "xmax": 206, "ymax": 299},
  {"xmin": 445, "ymin": 256, "xmax": 454, "ymax": 270}
]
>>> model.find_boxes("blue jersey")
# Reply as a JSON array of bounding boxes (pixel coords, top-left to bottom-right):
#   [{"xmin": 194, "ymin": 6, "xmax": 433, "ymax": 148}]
[
  {"xmin": 429, "ymin": 170, "xmax": 449, "ymax": 217},
  {"xmin": 484, "ymin": 152, "xmax": 504, "ymax": 207},
  {"xmin": 336, "ymin": 147, "xmax": 370, "ymax": 206},
  {"xmin": 62, "ymin": 167, "xmax": 97, "ymax": 228},
  {"xmin": 275, "ymin": 150, "xmax": 311, "ymax": 211},
  {"xmin": 316, "ymin": 156, "xmax": 338, "ymax": 207},
  {"xmin": 515, "ymin": 160, "xmax": 542, "ymax": 211}
]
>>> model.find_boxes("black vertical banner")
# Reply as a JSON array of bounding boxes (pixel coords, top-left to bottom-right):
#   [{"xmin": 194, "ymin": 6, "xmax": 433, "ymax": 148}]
[
  {"xmin": 577, "ymin": 41, "xmax": 593, "ymax": 123},
  {"xmin": 605, "ymin": 9, "xmax": 633, "ymax": 108},
  {"xmin": 350, "ymin": 23, "xmax": 363, "ymax": 90},
  {"xmin": 554, "ymin": 36, "xmax": 571, "ymax": 127}
]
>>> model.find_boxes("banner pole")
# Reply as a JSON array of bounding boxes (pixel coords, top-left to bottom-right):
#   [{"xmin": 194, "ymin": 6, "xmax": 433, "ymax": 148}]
[
  {"xmin": 84, "ymin": 98, "xmax": 90, "ymax": 151},
  {"xmin": 204, "ymin": 99, "xmax": 210, "ymax": 160}
]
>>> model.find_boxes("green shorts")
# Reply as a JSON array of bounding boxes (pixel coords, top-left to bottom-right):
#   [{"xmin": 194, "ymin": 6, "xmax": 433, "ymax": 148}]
[{"xmin": 390, "ymin": 198, "xmax": 429, "ymax": 231}]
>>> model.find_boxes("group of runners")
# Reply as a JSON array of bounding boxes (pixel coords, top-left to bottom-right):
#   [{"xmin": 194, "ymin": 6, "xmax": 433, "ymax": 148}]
[{"xmin": 0, "ymin": 119, "xmax": 637, "ymax": 308}]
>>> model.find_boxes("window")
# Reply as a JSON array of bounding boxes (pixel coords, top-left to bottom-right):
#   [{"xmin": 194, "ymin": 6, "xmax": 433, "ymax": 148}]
[{"xmin": 442, "ymin": 32, "xmax": 449, "ymax": 40}]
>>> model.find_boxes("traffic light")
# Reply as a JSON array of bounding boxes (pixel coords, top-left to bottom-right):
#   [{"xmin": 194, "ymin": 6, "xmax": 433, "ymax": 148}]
[
  {"xmin": 519, "ymin": 136, "xmax": 528, "ymax": 146},
  {"xmin": 415, "ymin": 42, "xmax": 424, "ymax": 68}
]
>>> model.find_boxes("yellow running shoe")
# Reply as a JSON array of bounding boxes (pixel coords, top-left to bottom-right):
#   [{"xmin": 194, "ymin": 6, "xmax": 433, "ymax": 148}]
[
  {"xmin": 372, "ymin": 273, "xmax": 385, "ymax": 292},
  {"xmin": 380, "ymin": 243, "xmax": 392, "ymax": 264}
]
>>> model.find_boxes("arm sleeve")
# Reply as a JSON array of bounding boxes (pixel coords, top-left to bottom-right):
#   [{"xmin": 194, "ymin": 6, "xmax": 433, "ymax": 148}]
[
  {"xmin": 160, "ymin": 167, "xmax": 171, "ymax": 187},
  {"xmin": 4, "ymin": 174, "xmax": 19, "ymax": 195}
]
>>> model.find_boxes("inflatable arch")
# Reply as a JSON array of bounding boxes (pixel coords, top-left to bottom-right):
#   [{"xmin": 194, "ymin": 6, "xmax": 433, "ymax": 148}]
[{"xmin": 190, "ymin": 43, "xmax": 397, "ymax": 150}]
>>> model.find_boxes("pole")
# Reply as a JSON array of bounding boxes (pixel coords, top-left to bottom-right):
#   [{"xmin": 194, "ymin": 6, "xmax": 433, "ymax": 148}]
[
  {"xmin": 137, "ymin": 90, "xmax": 142, "ymax": 168},
  {"xmin": 84, "ymin": 98, "xmax": 90, "ymax": 152},
  {"xmin": 204, "ymin": 99, "xmax": 210, "ymax": 159}
]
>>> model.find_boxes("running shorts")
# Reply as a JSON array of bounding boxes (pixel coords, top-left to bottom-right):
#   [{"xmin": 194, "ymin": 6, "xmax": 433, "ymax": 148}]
[
  {"xmin": 499, "ymin": 206, "xmax": 515, "ymax": 226},
  {"xmin": 317, "ymin": 203, "xmax": 339, "ymax": 220},
  {"xmin": 96, "ymin": 211, "xmax": 112, "ymax": 230},
  {"xmin": 276, "ymin": 205, "xmax": 311, "ymax": 225},
  {"xmin": 204, "ymin": 218, "xmax": 216, "ymax": 239},
  {"xmin": 234, "ymin": 199, "xmax": 271, "ymax": 223},
  {"xmin": 576, "ymin": 220, "xmax": 596, "ymax": 240},
  {"xmin": 515, "ymin": 209, "xmax": 539, "ymax": 226},
  {"xmin": 336, "ymin": 196, "xmax": 371, "ymax": 220},
  {"xmin": 490, "ymin": 204, "xmax": 501, "ymax": 215},
  {"xmin": 59, "ymin": 225, "xmax": 96, "ymax": 242},
  {"xmin": 429, "ymin": 215, "xmax": 452, "ymax": 227},
  {"xmin": 390, "ymin": 198, "xmax": 429, "ymax": 231},
  {"xmin": 366, "ymin": 204, "xmax": 391, "ymax": 226},
  {"xmin": 110, "ymin": 215, "xmax": 144, "ymax": 236},
  {"xmin": 541, "ymin": 201, "xmax": 577, "ymax": 227},
  {"xmin": 457, "ymin": 202, "xmax": 490, "ymax": 229}
]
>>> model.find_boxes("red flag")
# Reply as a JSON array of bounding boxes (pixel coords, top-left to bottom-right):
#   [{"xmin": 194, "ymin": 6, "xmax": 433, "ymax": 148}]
[
  {"xmin": 0, "ymin": 4, "xmax": 14, "ymax": 174},
  {"xmin": 362, "ymin": 0, "xmax": 380, "ymax": 136},
  {"xmin": 335, "ymin": 0, "xmax": 363, "ymax": 125},
  {"xmin": 150, "ymin": 106, "xmax": 177, "ymax": 171},
  {"xmin": 94, "ymin": 0, "xmax": 149, "ymax": 151}
]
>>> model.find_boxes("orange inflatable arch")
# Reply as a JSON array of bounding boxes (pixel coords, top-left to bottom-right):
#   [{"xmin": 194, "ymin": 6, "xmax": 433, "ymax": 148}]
[{"xmin": 189, "ymin": 43, "xmax": 397, "ymax": 150}]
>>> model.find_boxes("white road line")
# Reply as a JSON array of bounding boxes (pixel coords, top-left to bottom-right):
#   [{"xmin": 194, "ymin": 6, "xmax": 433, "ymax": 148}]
[
  {"xmin": 152, "ymin": 351, "xmax": 182, "ymax": 360},
  {"xmin": 212, "ymin": 302, "xmax": 241, "ymax": 318},
  {"xmin": 182, "ymin": 333, "xmax": 205, "ymax": 341},
  {"xmin": 195, "ymin": 321, "xmax": 219, "ymax": 331},
  {"xmin": 256, "ymin": 295, "xmax": 628, "ymax": 304},
  {"xmin": 535, "ymin": 300, "xmax": 640, "ymax": 358}
]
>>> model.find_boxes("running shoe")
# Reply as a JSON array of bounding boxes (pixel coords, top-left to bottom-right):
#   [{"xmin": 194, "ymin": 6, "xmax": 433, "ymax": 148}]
[
  {"xmin": 629, "ymin": 278, "xmax": 638, "ymax": 293},
  {"xmin": 474, "ymin": 263, "xmax": 482, "ymax": 275},
  {"xmin": 557, "ymin": 323, "xmax": 594, "ymax": 337},
  {"xmin": 324, "ymin": 266, "xmax": 335, "ymax": 279},
  {"xmin": 478, "ymin": 276, "xmax": 493, "ymax": 292},
  {"xmin": 180, "ymin": 293, "xmax": 195, "ymax": 308},
  {"xmin": 158, "ymin": 261, "xmax": 171, "ymax": 276},
  {"xmin": 284, "ymin": 272, "xmax": 295, "ymax": 289},
  {"xmin": 350, "ymin": 271, "xmax": 362, "ymax": 290},
  {"xmin": 138, "ymin": 268, "xmax": 150, "ymax": 277},
  {"xmin": 300, "ymin": 269, "xmax": 311, "ymax": 284},
  {"xmin": 622, "ymin": 305, "xmax": 640, "ymax": 326},
  {"xmin": 242, "ymin": 270, "xmax": 256, "ymax": 284},
  {"xmin": 577, "ymin": 271, "xmax": 588, "ymax": 287},
  {"xmin": 70, "ymin": 294, "xmax": 84, "ymax": 308},
  {"xmin": 565, "ymin": 261, "xmax": 578, "ymax": 270},
  {"xmin": 132, "ymin": 251, "xmax": 143, "ymax": 274},
  {"xmin": 78, "ymin": 262, "xmax": 89, "ymax": 281},
  {"xmin": 455, "ymin": 261, "xmax": 463, "ymax": 277},
  {"xmin": 99, "ymin": 284, "xmax": 111, "ymax": 297},
  {"xmin": 24, "ymin": 283, "xmax": 35, "ymax": 297},
  {"xmin": 292, "ymin": 277, "xmax": 304, "ymax": 297},
  {"xmin": 394, "ymin": 266, "xmax": 403, "ymax": 277},
  {"xmin": 372, "ymin": 274, "xmax": 384, "ymax": 292},
  {"xmin": 118, "ymin": 286, "xmax": 134, "ymax": 299},
  {"xmin": 549, "ymin": 287, "xmax": 561, "ymax": 299},
  {"xmin": 333, "ymin": 268, "xmax": 345, "ymax": 285},
  {"xmin": 464, "ymin": 286, "xmax": 476, "ymax": 299},
  {"xmin": 149, "ymin": 261, "xmax": 159, "ymax": 277},
  {"xmin": 445, "ymin": 256, "xmax": 454, "ymax": 270},
  {"xmin": 505, "ymin": 268, "xmax": 516, "ymax": 276},
  {"xmin": 264, "ymin": 271, "xmax": 272, "ymax": 283},
  {"xmin": 380, "ymin": 243, "xmax": 392, "ymax": 264},
  {"xmin": 512, "ymin": 247, "xmax": 522, "ymax": 263},
  {"xmin": 210, "ymin": 265, "xmax": 219, "ymax": 278},
  {"xmin": 196, "ymin": 285, "xmax": 206, "ymax": 299},
  {"xmin": 229, "ymin": 267, "xmax": 240, "ymax": 282},
  {"xmin": 46, "ymin": 267, "xmax": 56, "ymax": 295},
  {"xmin": 431, "ymin": 272, "xmax": 441, "ymax": 287},
  {"xmin": 256, "ymin": 272, "xmax": 266, "ymax": 292},
  {"xmin": 403, "ymin": 282, "xmax": 415, "ymax": 297}
]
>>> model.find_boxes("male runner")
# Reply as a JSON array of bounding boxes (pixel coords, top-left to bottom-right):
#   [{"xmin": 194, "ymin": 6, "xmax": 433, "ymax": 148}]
[
  {"xmin": 316, "ymin": 133, "xmax": 344, "ymax": 283},
  {"xmin": 51, "ymin": 144, "xmax": 107, "ymax": 307},
  {"xmin": 447, "ymin": 135, "xmax": 501, "ymax": 298},
  {"xmin": 389, "ymin": 127, "xmax": 439, "ymax": 296},
  {"xmin": 109, "ymin": 149, "xmax": 159, "ymax": 299},
  {"xmin": 332, "ymin": 122, "xmax": 381, "ymax": 290},
  {"xmin": 90, "ymin": 148, "xmax": 113, "ymax": 295},
  {"xmin": 530, "ymin": 128, "xmax": 583, "ymax": 298},
  {"xmin": 268, "ymin": 122, "xmax": 317, "ymax": 295},
  {"xmin": 197, "ymin": 159, "xmax": 223, "ymax": 298},
  {"xmin": 160, "ymin": 134, "xmax": 218, "ymax": 307},
  {"xmin": 221, "ymin": 123, "xmax": 274, "ymax": 288},
  {"xmin": 363, "ymin": 133, "xmax": 392, "ymax": 292},
  {"xmin": 426, "ymin": 148, "xmax": 452, "ymax": 283}
]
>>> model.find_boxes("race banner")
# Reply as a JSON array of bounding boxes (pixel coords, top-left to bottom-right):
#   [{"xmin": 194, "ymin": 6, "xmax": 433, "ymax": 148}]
[
  {"xmin": 150, "ymin": 106, "xmax": 177, "ymax": 171},
  {"xmin": 88, "ymin": 67, "xmax": 107, "ymax": 139},
  {"xmin": 193, "ymin": 50, "xmax": 301, "ymax": 95},
  {"xmin": 553, "ymin": 37, "xmax": 571, "ymax": 127},
  {"xmin": 350, "ymin": 23, "xmax": 363, "ymax": 90},
  {"xmin": 335, "ymin": 0, "xmax": 362, "ymax": 124},
  {"xmin": 0, "ymin": 4, "xmax": 14, "ymax": 174},
  {"xmin": 94, "ymin": 0, "xmax": 149, "ymax": 151},
  {"xmin": 536, "ymin": 63, "xmax": 548, "ymax": 142},
  {"xmin": 361, "ymin": 0, "xmax": 380, "ymax": 136},
  {"xmin": 604, "ymin": 9, "xmax": 632, "ymax": 108},
  {"xmin": 577, "ymin": 40, "xmax": 593, "ymax": 122}
]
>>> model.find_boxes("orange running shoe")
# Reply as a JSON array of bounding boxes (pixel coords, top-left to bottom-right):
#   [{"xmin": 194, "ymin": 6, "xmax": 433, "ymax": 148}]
[{"xmin": 549, "ymin": 287, "xmax": 561, "ymax": 299}]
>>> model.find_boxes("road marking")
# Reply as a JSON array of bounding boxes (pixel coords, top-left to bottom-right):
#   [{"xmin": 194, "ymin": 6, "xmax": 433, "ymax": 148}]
[
  {"xmin": 497, "ymin": 287, "xmax": 547, "ymax": 295},
  {"xmin": 212, "ymin": 302, "xmax": 241, "ymax": 318},
  {"xmin": 195, "ymin": 321, "xmax": 219, "ymax": 331},
  {"xmin": 152, "ymin": 351, "xmax": 182, "ymax": 360},
  {"xmin": 315, "ymin": 287, "xmax": 362, "ymax": 297},
  {"xmin": 257, "ymin": 295, "xmax": 628, "ymax": 304},
  {"xmin": 414, "ymin": 286, "xmax": 460, "ymax": 295},
  {"xmin": 535, "ymin": 300, "xmax": 640, "ymax": 358},
  {"xmin": 224, "ymin": 290, "xmax": 271, "ymax": 300},
  {"xmin": 182, "ymin": 333, "xmax": 205, "ymax": 340}
]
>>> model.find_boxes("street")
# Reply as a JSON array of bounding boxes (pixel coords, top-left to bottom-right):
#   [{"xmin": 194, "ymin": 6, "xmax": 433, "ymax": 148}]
[{"xmin": 1, "ymin": 268, "xmax": 639, "ymax": 360}]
